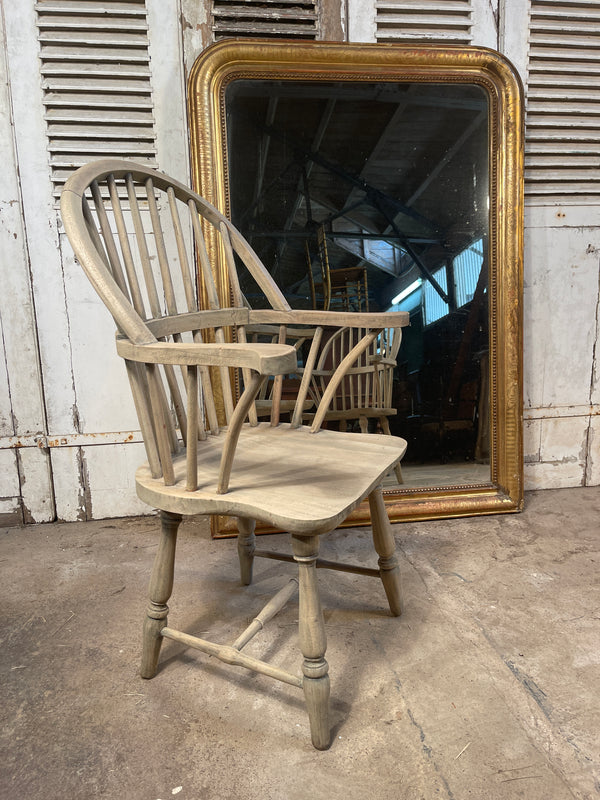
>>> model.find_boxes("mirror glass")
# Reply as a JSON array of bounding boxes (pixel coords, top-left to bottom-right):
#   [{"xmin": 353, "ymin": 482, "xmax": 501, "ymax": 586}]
[
  {"xmin": 226, "ymin": 79, "xmax": 490, "ymax": 490},
  {"xmin": 187, "ymin": 41, "xmax": 523, "ymax": 528}
]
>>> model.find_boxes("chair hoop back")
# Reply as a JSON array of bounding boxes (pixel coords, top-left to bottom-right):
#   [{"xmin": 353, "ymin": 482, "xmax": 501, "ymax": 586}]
[{"xmin": 61, "ymin": 159, "xmax": 294, "ymax": 484}]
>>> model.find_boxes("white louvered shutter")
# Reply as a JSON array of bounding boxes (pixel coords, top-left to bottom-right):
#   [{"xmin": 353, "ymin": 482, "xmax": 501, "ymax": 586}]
[
  {"xmin": 36, "ymin": 0, "xmax": 157, "ymax": 199},
  {"xmin": 526, "ymin": 0, "xmax": 600, "ymax": 201},
  {"xmin": 212, "ymin": 0, "xmax": 319, "ymax": 39},
  {"xmin": 376, "ymin": 0, "xmax": 473, "ymax": 43}
]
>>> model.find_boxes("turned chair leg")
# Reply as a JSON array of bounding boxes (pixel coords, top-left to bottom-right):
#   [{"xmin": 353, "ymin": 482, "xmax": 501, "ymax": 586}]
[
  {"xmin": 379, "ymin": 416, "xmax": 403, "ymax": 484},
  {"xmin": 368, "ymin": 486, "xmax": 403, "ymax": 617},
  {"xmin": 140, "ymin": 510, "xmax": 182, "ymax": 679},
  {"xmin": 237, "ymin": 517, "xmax": 256, "ymax": 586},
  {"xmin": 393, "ymin": 461, "xmax": 404, "ymax": 484},
  {"xmin": 292, "ymin": 534, "xmax": 331, "ymax": 750}
]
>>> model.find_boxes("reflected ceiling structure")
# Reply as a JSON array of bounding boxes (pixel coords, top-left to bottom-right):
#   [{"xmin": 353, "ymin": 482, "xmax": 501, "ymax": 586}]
[{"xmin": 226, "ymin": 80, "xmax": 489, "ymax": 313}]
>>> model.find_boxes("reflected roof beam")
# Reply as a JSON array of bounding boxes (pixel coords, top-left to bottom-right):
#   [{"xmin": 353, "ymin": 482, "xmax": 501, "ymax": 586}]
[
  {"xmin": 372, "ymin": 193, "xmax": 450, "ymax": 304},
  {"xmin": 370, "ymin": 109, "xmax": 486, "ymax": 301},
  {"xmin": 261, "ymin": 120, "xmax": 440, "ymax": 233},
  {"xmin": 403, "ymin": 110, "xmax": 486, "ymax": 209},
  {"xmin": 252, "ymin": 95, "xmax": 279, "ymax": 212},
  {"xmin": 285, "ymin": 98, "xmax": 336, "ymax": 229},
  {"xmin": 237, "ymin": 82, "xmax": 486, "ymax": 111},
  {"xmin": 247, "ymin": 228, "xmax": 437, "ymax": 245},
  {"xmin": 304, "ymin": 194, "xmax": 412, "ymax": 276},
  {"xmin": 276, "ymin": 98, "xmax": 337, "ymax": 264}
]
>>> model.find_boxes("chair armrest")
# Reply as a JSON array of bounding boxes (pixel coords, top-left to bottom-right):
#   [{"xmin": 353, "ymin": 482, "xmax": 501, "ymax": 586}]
[
  {"xmin": 248, "ymin": 309, "xmax": 410, "ymax": 329},
  {"xmin": 368, "ymin": 355, "xmax": 397, "ymax": 367},
  {"xmin": 116, "ymin": 338, "xmax": 297, "ymax": 375}
]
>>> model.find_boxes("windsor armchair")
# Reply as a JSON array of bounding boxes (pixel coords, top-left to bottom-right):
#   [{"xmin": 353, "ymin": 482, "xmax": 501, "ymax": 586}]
[
  {"xmin": 60, "ymin": 159, "xmax": 409, "ymax": 750},
  {"xmin": 306, "ymin": 326, "xmax": 404, "ymax": 483}
]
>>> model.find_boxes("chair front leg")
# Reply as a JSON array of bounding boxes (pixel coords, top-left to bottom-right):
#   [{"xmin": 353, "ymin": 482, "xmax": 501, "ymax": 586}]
[
  {"xmin": 237, "ymin": 517, "xmax": 256, "ymax": 586},
  {"xmin": 368, "ymin": 486, "xmax": 403, "ymax": 616},
  {"xmin": 140, "ymin": 510, "xmax": 182, "ymax": 679},
  {"xmin": 292, "ymin": 534, "xmax": 331, "ymax": 750}
]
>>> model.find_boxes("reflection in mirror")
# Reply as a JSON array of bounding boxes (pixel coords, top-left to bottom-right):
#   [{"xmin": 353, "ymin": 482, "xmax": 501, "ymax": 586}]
[{"xmin": 226, "ymin": 79, "xmax": 490, "ymax": 489}]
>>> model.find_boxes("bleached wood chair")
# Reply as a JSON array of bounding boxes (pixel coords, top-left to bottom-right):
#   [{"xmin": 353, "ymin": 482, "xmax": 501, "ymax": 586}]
[
  {"xmin": 60, "ymin": 159, "xmax": 409, "ymax": 750},
  {"xmin": 306, "ymin": 326, "xmax": 404, "ymax": 483}
]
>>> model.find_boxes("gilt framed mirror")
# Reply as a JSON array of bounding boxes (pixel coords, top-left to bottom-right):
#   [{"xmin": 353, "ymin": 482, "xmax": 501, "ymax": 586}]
[{"xmin": 187, "ymin": 40, "xmax": 523, "ymax": 535}]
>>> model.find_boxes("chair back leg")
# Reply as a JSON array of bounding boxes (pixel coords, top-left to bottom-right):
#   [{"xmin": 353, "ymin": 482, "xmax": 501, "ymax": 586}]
[
  {"xmin": 379, "ymin": 416, "xmax": 404, "ymax": 484},
  {"xmin": 368, "ymin": 487, "xmax": 403, "ymax": 617}
]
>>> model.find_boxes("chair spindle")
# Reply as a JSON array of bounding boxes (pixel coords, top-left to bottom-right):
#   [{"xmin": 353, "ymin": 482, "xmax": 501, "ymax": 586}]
[
  {"xmin": 125, "ymin": 360, "xmax": 162, "ymax": 478},
  {"xmin": 90, "ymin": 181, "xmax": 130, "ymax": 299},
  {"xmin": 186, "ymin": 365, "xmax": 199, "ymax": 491},
  {"xmin": 146, "ymin": 363, "xmax": 176, "ymax": 485},
  {"xmin": 291, "ymin": 325, "xmax": 323, "ymax": 428},
  {"xmin": 126, "ymin": 174, "xmax": 161, "ymax": 318},
  {"xmin": 108, "ymin": 175, "xmax": 146, "ymax": 319}
]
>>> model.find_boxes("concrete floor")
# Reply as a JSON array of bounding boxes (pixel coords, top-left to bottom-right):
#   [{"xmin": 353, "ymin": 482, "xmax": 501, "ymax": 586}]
[{"xmin": 1, "ymin": 486, "xmax": 599, "ymax": 800}]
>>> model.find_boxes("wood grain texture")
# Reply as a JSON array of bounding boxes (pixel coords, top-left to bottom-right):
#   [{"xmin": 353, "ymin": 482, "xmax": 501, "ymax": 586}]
[{"xmin": 136, "ymin": 423, "xmax": 406, "ymax": 535}]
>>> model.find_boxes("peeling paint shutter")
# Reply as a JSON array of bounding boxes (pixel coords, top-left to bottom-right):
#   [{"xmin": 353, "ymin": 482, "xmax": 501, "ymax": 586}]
[
  {"xmin": 526, "ymin": 0, "xmax": 600, "ymax": 201},
  {"xmin": 36, "ymin": 0, "xmax": 157, "ymax": 199},
  {"xmin": 375, "ymin": 0, "xmax": 473, "ymax": 44},
  {"xmin": 212, "ymin": 0, "xmax": 319, "ymax": 39}
]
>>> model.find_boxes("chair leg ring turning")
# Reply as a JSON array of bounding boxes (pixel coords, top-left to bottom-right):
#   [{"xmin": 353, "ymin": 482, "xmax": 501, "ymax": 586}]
[
  {"xmin": 293, "ymin": 534, "xmax": 331, "ymax": 750},
  {"xmin": 140, "ymin": 510, "xmax": 182, "ymax": 679}
]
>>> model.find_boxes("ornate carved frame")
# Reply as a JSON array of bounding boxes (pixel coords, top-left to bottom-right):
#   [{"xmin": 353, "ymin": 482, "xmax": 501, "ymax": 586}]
[{"xmin": 187, "ymin": 40, "xmax": 524, "ymax": 535}]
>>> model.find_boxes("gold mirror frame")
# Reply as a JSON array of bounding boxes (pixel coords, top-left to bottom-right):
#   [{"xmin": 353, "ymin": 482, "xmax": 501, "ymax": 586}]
[{"xmin": 187, "ymin": 39, "xmax": 524, "ymax": 534}]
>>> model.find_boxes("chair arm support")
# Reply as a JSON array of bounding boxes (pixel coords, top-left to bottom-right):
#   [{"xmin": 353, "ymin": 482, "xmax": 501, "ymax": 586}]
[
  {"xmin": 116, "ymin": 338, "xmax": 297, "ymax": 375},
  {"xmin": 217, "ymin": 372, "xmax": 266, "ymax": 494},
  {"xmin": 367, "ymin": 355, "xmax": 397, "ymax": 367},
  {"xmin": 248, "ymin": 309, "xmax": 410, "ymax": 329}
]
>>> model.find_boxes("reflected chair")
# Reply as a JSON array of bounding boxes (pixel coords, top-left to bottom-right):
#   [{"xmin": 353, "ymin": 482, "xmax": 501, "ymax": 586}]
[
  {"xmin": 60, "ymin": 159, "xmax": 409, "ymax": 750},
  {"xmin": 307, "ymin": 225, "xmax": 369, "ymax": 313},
  {"xmin": 306, "ymin": 325, "xmax": 404, "ymax": 483},
  {"xmin": 245, "ymin": 323, "xmax": 316, "ymax": 420}
]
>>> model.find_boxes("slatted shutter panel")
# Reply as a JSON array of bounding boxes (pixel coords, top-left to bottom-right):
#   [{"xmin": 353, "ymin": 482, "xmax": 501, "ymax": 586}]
[
  {"xmin": 36, "ymin": 0, "xmax": 157, "ymax": 199},
  {"xmin": 212, "ymin": 0, "xmax": 319, "ymax": 39},
  {"xmin": 526, "ymin": 0, "xmax": 600, "ymax": 200},
  {"xmin": 375, "ymin": 0, "xmax": 473, "ymax": 43}
]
